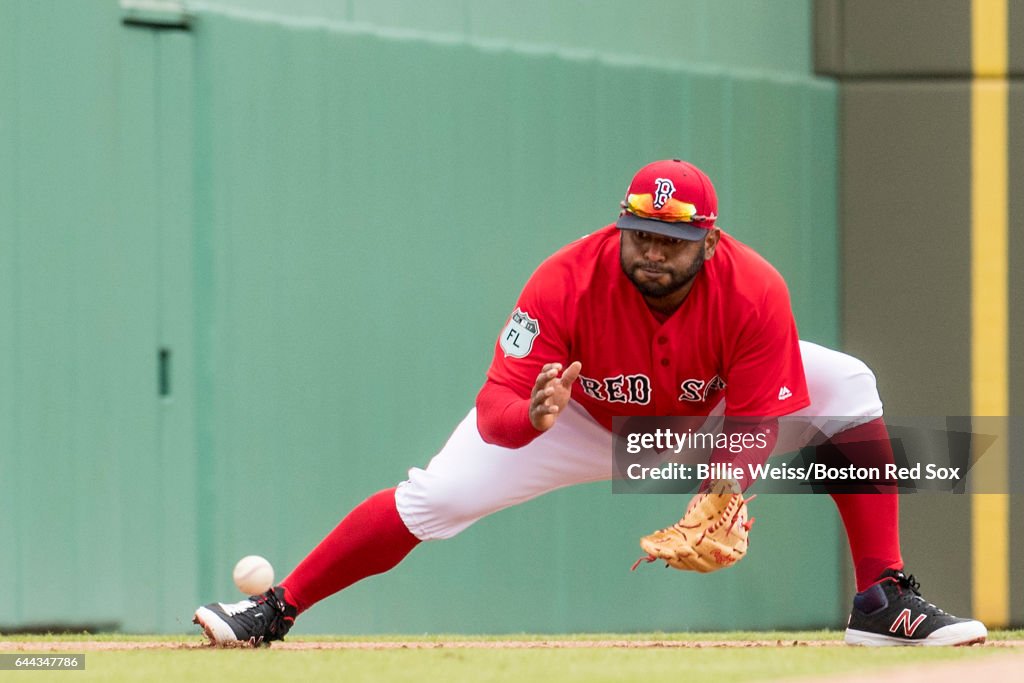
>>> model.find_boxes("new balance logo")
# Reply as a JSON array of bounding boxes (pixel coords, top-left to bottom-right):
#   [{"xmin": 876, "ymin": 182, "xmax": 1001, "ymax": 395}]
[
  {"xmin": 889, "ymin": 608, "xmax": 927, "ymax": 637},
  {"xmin": 778, "ymin": 386, "xmax": 792, "ymax": 401}
]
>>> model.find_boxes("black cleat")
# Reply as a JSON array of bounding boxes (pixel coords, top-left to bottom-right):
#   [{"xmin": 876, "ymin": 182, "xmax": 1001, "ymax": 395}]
[
  {"xmin": 193, "ymin": 586, "xmax": 297, "ymax": 647},
  {"xmin": 845, "ymin": 569, "xmax": 987, "ymax": 646}
]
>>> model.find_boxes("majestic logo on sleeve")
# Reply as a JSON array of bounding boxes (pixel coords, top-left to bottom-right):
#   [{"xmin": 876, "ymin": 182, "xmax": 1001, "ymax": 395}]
[
  {"xmin": 653, "ymin": 178, "xmax": 676, "ymax": 209},
  {"xmin": 500, "ymin": 308, "xmax": 540, "ymax": 358}
]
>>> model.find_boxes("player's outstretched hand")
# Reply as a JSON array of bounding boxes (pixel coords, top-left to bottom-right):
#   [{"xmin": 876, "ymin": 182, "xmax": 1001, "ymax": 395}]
[{"xmin": 529, "ymin": 361, "xmax": 582, "ymax": 432}]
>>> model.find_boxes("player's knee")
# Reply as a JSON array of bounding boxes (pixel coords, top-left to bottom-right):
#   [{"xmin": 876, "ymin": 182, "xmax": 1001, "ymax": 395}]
[
  {"xmin": 421, "ymin": 490, "xmax": 486, "ymax": 535},
  {"xmin": 808, "ymin": 348, "xmax": 883, "ymax": 415},
  {"xmin": 848, "ymin": 357, "xmax": 879, "ymax": 400},
  {"xmin": 835, "ymin": 354, "xmax": 877, "ymax": 390},
  {"xmin": 396, "ymin": 473, "xmax": 492, "ymax": 541}
]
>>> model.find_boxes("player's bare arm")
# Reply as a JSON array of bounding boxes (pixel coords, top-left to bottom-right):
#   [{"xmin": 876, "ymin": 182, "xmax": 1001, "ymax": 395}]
[{"xmin": 529, "ymin": 361, "xmax": 582, "ymax": 432}]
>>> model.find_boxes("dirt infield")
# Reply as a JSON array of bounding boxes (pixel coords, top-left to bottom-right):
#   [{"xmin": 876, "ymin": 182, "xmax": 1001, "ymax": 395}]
[
  {"xmin": 1, "ymin": 638, "xmax": 1023, "ymax": 650},
  {"xmin": 788, "ymin": 652, "xmax": 1024, "ymax": 683}
]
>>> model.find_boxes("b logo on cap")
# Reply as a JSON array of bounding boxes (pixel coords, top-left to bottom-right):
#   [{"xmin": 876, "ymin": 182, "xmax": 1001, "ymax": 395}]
[{"xmin": 653, "ymin": 178, "xmax": 676, "ymax": 209}]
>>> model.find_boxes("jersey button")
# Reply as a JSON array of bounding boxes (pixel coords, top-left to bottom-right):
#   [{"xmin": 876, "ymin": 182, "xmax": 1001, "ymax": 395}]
[
  {"xmin": 660, "ymin": 358, "xmax": 670, "ymax": 367},
  {"xmin": 657, "ymin": 336, "xmax": 668, "ymax": 345}
]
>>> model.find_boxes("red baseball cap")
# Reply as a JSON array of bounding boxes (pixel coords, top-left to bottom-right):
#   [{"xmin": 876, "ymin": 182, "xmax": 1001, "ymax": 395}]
[{"xmin": 615, "ymin": 159, "xmax": 718, "ymax": 241}]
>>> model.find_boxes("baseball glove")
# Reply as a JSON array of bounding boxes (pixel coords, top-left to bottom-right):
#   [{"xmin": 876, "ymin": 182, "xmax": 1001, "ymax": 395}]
[{"xmin": 632, "ymin": 481, "xmax": 755, "ymax": 573}]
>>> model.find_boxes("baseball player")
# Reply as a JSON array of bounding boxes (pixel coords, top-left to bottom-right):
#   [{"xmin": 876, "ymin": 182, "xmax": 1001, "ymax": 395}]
[{"xmin": 194, "ymin": 160, "xmax": 987, "ymax": 647}]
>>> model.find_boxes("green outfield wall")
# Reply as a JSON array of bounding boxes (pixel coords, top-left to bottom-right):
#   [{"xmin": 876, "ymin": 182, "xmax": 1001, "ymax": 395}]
[{"xmin": 0, "ymin": 1, "xmax": 840, "ymax": 633}]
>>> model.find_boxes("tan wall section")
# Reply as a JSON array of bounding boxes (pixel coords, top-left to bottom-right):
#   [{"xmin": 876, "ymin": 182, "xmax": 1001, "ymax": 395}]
[
  {"xmin": 1009, "ymin": 83, "xmax": 1024, "ymax": 625},
  {"xmin": 816, "ymin": 0, "xmax": 972, "ymax": 76},
  {"xmin": 841, "ymin": 81, "xmax": 974, "ymax": 618},
  {"xmin": 816, "ymin": 0, "xmax": 1024, "ymax": 77},
  {"xmin": 840, "ymin": 83, "xmax": 972, "ymax": 410}
]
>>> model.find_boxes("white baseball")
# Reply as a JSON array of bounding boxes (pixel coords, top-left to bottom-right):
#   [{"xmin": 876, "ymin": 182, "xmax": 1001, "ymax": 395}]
[{"xmin": 232, "ymin": 555, "xmax": 274, "ymax": 595}]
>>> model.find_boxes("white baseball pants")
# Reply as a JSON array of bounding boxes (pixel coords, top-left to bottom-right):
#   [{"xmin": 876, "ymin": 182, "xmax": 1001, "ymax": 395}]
[{"xmin": 395, "ymin": 341, "xmax": 883, "ymax": 541}]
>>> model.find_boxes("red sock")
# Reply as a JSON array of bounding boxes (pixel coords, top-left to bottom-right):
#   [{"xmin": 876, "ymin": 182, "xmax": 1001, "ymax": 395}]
[
  {"xmin": 279, "ymin": 488, "xmax": 420, "ymax": 614},
  {"xmin": 824, "ymin": 418, "xmax": 904, "ymax": 591}
]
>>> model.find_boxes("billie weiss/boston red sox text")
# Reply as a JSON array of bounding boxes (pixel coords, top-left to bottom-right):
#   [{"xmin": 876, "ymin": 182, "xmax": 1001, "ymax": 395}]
[{"xmin": 624, "ymin": 460, "xmax": 962, "ymax": 484}]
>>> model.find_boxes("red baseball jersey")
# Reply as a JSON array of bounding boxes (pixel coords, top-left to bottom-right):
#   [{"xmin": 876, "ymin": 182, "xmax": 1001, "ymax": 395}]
[{"xmin": 481, "ymin": 225, "xmax": 810, "ymax": 436}]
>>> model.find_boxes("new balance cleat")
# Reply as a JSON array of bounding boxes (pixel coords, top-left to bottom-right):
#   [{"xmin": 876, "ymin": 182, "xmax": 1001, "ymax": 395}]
[
  {"xmin": 193, "ymin": 586, "xmax": 297, "ymax": 647},
  {"xmin": 844, "ymin": 569, "xmax": 987, "ymax": 646}
]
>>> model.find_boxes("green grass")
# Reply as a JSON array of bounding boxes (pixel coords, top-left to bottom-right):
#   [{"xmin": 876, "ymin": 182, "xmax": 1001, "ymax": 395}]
[
  {"xmin": 0, "ymin": 644, "xmax": 1015, "ymax": 683},
  {"xmin": 0, "ymin": 631, "xmax": 1020, "ymax": 682}
]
